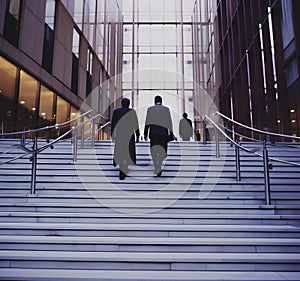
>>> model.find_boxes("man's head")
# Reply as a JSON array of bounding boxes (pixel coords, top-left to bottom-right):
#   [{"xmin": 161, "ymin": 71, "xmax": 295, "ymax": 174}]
[
  {"xmin": 183, "ymin": 112, "xmax": 188, "ymax": 118},
  {"xmin": 154, "ymin": 95, "xmax": 162, "ymax": 104},
  {"xmin": 121, "ymin": 98, "xmax": 130, "ymax": 108}
]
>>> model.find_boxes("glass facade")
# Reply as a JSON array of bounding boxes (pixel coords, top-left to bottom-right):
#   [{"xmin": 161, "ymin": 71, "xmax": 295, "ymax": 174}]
[
  {"xmin": 3, "ymin": 0, "xmax": 22, "ymax": 47},
  {"xmin": 214, "ymin": 0, "xmax": 300, "ymax": 138},
  {"xmin": 122, "ymin": 0, "xmax": 195, "ymax": 137},
  {"xmin": 1, "ymin": 0, "xmax": 299, "ymax": 139},
  {"xmin": 0, "ymin": 56, "xmax": 75, "ymax": 134}
]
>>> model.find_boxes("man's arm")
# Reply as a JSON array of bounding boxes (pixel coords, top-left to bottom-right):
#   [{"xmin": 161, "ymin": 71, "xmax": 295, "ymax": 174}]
[
  {"xmin": 111, "ymin": 111, "xmax": 116, "ymax": 139},
  {"xmin": 144, "ymin": 108, "xmax": 150, "ymax": 141},
  {"xmin": 133, "ymin": 110, "xmax": 140, "ymax": 142}
]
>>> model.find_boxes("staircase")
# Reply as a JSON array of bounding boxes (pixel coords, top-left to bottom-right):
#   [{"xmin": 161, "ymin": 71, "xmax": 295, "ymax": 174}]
[{"xmin": 0, "ymin": 139, "xmax": 300, "ymax": 280}]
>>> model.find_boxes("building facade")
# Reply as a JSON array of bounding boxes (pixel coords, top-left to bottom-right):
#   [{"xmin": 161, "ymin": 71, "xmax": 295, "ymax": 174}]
[
  {"xmin": 214, "ymin": 0, "xmax": 300, "ymax": 138},
  {"xmin": 0, "ymin": 0, "xmax": 123, "ymax": 135}
]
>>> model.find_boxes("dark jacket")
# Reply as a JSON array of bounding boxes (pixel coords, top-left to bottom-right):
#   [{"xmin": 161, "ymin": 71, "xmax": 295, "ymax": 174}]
[
  {"xmin": 111, "ymin": 107, "xmax": 139, "ymax": 165},
  {"xmin": 179, "ymin": 117, "xmax": 193, "ymax": 140}
]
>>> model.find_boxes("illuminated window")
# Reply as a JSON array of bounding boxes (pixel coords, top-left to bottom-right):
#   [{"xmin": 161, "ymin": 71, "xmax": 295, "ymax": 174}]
[
  {"xmin": 39, "ymin": 86, "xmax": 55, "ymax": 123},
  {"xmin": 18, "ymin": 71, "xmax": 39, "ymax": 128},
  {"xmin": 56, "ymin": 96, "xmax": 69, "ymax": 124}
]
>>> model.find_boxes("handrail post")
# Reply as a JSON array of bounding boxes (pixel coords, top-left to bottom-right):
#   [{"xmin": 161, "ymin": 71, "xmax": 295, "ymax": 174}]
[
  {"xmin": 203, "ymin": 120, "xmax": 207, "ymax": 145},
  {"xmin": 73, "ymin": 121, "xmax": 78, "ymax": 162},
  {"xmin": 215, "ymin": 127, "xmax": 220, "ymax": 158},
  {"xmin": 263, "ymin": 140, "xmax": 271, "ymax": 205},
  {"xmin": 81, "ymin": 116, "xmax": 84, "ymax": 148},
  {"xmin": 91, "ymin": 119, "xmax": 95, "ymax": 147},
  {"xmin": 235, "ymin": 141, "xmax": 241, "ymax": 181},
  {"xmin": 30, "ymin": 136, "xmax": 38, "ymax": 195},
  {"xmin": 21, "ymin": 132, "xmax": 25, "ymax": 147},
  {"xmin": 1, "ymin": 121, "xmax": 4, "ymax": 138}
]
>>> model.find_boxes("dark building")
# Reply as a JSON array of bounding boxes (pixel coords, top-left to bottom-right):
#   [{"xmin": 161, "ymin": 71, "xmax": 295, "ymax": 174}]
[
  {"xmin": 215, "ymin": 0, "xmax": 300, "ymax": 138},
  {"xmin": 0, "ymin": 0, "xmax": 123, "ymax": 136}
]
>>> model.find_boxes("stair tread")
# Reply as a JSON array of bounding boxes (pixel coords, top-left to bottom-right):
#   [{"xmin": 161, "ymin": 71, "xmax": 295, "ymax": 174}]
[
  {"xmin": 0, "ymin": 222, "xmax": 299, "ymax": 231},
  {"xmin": 1, "ymin": 211, "xmax": 300, "ymax": 219},
  {"xmin": 1, "ymin": 235, "xmax": 300, "ymax": 245},
  {"xmin": 1, "ymin": 250, "xmax": 300, "ymax": 262},
  {"xmin": 0, "ymin": 268, "xmax": 299, "ymax": 281}
]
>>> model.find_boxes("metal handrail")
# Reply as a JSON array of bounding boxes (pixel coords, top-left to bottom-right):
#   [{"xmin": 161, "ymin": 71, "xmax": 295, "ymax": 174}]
[
  {"xmin": 72, "ymin": 115, "xmax": 110, "ymax": 162},
  {"xmin": 216, "ymin": 111, "xmax": 300, "ymax": 141},
  {"xmin": 0, "ymin": 110, "xmax": 109, "ymax": 195},
  {"xmin": 0, "ymin": 109, "xmax": 95, "ymax": 138},
  {"xmin": 204, "ymin": 115, "xmax": 300, "ymax": 206}
]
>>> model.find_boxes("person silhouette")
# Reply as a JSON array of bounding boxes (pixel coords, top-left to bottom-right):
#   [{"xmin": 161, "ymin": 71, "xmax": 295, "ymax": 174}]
[
  {"xmin": 111, "ymin": 98, "xmax": 140, "ymax": 180},
  {"xmin": 179, "ymin": 112, "xmax": 193, "ymax": 141},
  {"xmin": 144, "ymin": 95, "xmax": 174, "ymax": 176}
]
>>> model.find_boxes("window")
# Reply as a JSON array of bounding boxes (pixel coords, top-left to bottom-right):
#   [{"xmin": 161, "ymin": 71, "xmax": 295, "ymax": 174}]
[
  {"xmin": 86, "ymin": 49, "xmax": 93, "ymax": 99},
  {"xmin": 281, "ymin": 0, "xmax": 295, "ymax": 49},
  {"xmin": 45, "ymin": 0, "xmax": 56, "ymax": 29},
  {"xmin": 0, "ymin": 56, "xmax": 18, "ymax": 131},
  {"xmin": 74, "ymin": 0, "xmax": 84, "ymax": 30},
  {"xmin": 39, "ymin": 86, "xmax": 55, "ymax": 126},
  {"xmin": 56, "ymin": 96, "xmax": 69, "ymax": 124},
  {"xmin": 17, "ymin": 71, "xmax": 39, "ymax": 129},
  {"xmin": 4, "ymin": 0, "xmax": 22, "ymax": 47},
  {"xmin": 71, "ymin": 28, "xmax": 80, "ymax": 94},
  {"xmin": 42, "ymin": 0, "xmax": 56, "ymax": 73},
  {"xmin": 284, "ymin": 58, "xmax": 299, "ymax": 88}
]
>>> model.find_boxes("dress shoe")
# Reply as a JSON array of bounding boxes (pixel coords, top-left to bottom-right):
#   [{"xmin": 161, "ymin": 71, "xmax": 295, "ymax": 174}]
[{"xmin": 119, "ymin": 170, "xmax": 126, "ymax": 180}]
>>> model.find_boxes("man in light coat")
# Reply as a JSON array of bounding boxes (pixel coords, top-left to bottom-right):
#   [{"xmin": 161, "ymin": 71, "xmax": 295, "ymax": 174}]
[{"xmin": 144, "ymin": 95, "xmax": 174, "ymax": 176}]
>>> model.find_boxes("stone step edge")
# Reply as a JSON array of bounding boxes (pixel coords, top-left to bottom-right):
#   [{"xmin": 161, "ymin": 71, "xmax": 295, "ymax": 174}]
[
  {"xmin": 1, "ymin": 211, "xmax": 300, "ymax": 220},
  {"xmin": 1, "ymin": 250, "xmax": 300, "ymax": 263},
  {"xmin": 0, "ymin": 268, "xmax": 298, "ymax": 281},
  {"xmin": 0, "ymin": 223, "xmax": 299, "ymax": 232},
  {"xmin": 1, "ymin": 235, "xmax": 300, "ymax": 246}
]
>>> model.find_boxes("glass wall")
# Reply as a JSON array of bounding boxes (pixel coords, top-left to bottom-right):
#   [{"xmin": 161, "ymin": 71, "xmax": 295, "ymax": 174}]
[
  {"xmin": 17, "ymin": 71, "xmax": 39, "ymax": 129},
  {"xmin": 0, "ymin": 56, "xmax": 18, "ymax": 132},
  {"xmin": 3, "ymin": 0, "xmax": 22, "ymax": 47},
  {"xmin": 0, "ymin": 55, "xmax": 78, "ymax": 135},
  {"xmin": 61, "ymin": 0, "xmax": 122, "ymax": 71},
  {"xmin": 39, "ymin": 86, "xmax": 55, "ymax": 126},
  {"xmin": 122, "ymin": 0, "xmax": 195, "ymax": 138}
]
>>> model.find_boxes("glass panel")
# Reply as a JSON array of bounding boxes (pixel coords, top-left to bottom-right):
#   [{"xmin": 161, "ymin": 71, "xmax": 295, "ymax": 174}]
[
  {"xmin": 87, "ymin": 49, "xmax": 93, "ymax": 74},
  {"xmin": 0, "ymin": 56, "xmax": 17, "ymax": 100},
  {"xmin": 39, "ymin": 85, "xmax": 55, "ymax": 122},
  {"xmin": 0, "ymin": 56, "xmax": 17, "ymax": 132},
  {"xmin": 70, "ymin": 106, "xmax": 80, "ymax": 120},
  {"xmin": 45, "ymin": 0, "xmax": 56, "ymax": 29},
  {"xmin": 74, "ymin": 0, "xmax": 84, "ymax": 30},
  {"xmin": 8, "ymin": 0, "xmax": 20, "ymax": 20},
  {"xmin": 285, "ymin": 58, "xmax": 299, "ymax": 87},
  {"xmin": 281, "ymin": 0, "xmax": 295, "ymax": 49},
  {"xmin": 72, "ymin": 28, "xmax": 80, "ymax": 57},
  {"xmin": 56, "ymin": 96, "xmax": 69, "ymax": 123},
  {"xmin": 18, "ymin": 71, "xmax": 39, "ymax": 112},
  {"xmin": 18, "ymin": 71, "xmax": 39, "ymax": 129}
]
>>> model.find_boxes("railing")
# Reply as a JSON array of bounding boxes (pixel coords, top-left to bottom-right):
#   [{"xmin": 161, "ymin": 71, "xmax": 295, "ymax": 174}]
[
  {"xmin": 0, "ymin": 110, "xmax": 110, "ymax": 195},
  {"xmin": 204, "ymin": 113, "xmax": 300, "ymax": 205},
  {"xmin": 216, "ymin": 111, "xmax": 300, "ymax": 142}
]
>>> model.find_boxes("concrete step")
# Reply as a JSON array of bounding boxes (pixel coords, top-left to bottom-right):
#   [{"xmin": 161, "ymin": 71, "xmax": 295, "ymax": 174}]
[
  {"xmin": 1, "ymin": 250, "xmax": 300, "ymax": 271},
  {"xmin": 1, "ymin": 235, "xmax": 300, "ymax": 253},
  {"xmin": 0, "ymin": 211, "xmax": 299, "ymax": 225},
  {"xmin": 0, "ymin": 223, "xmax": 299, "ymax": 238},
  {"xmin": 0, "ymin": 202, "xmax": 279, "ymax": 214},
  {"xmin": 0, "ymin": 268, "xmax": 300, "ymax": 281}
]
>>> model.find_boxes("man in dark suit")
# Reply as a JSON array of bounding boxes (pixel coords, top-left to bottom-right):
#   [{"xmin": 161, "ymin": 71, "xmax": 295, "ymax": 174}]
[
  {"xmin": 179, "ymin": 112, "xmax": 193, "ymax": 141},
  {"xmin": 111, "ymin": 98, "xmax": 140, "ymax": 180},
  {"xmin": 144, "ymin": 95, "xmax": 174, "ymax": 176}
]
